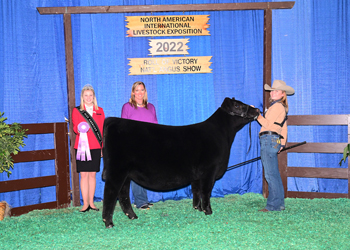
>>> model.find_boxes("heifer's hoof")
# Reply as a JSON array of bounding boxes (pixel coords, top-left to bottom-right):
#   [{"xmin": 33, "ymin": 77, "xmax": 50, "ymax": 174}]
[
  {"xmin": 126, "ymin": 213, "xmax": 138, "ymax": 220},
  {"xmin": 204, "ymin": 210, "xmax": 212, "ymax": 215},
  {"xmin": 193, "ymin": 206, "xmax": 203, "ymax": 212},
  {"xmin": 105, "ymin": 222, "xmax": 114, "ymax": 228}
]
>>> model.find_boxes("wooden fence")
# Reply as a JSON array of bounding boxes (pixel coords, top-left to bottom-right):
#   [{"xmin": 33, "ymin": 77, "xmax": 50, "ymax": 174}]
[
  {"xmin": 0, "ymin": 123, "xmax": 71, "ymax": 216},
  {"xmin": 277, "ymin": 115, "xmax": 350, "ymax": 199}
]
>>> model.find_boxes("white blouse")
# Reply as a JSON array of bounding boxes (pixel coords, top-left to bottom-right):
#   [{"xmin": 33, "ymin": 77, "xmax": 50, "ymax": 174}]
[{"xmin": 86, "ymin": 105, "xmax": 93, "ymax": 117}]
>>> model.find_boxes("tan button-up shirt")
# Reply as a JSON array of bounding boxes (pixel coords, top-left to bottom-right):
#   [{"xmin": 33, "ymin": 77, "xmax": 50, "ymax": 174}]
[{"xmin": 257, "ymin": 102, "xmax": 287, "ymax": 146}]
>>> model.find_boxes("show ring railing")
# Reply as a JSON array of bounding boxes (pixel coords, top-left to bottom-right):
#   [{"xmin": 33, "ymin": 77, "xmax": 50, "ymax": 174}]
[
  {"xmin": 275, "ymin": 114, "xmax": 350, "ymax": 199},
  {"xmin": 0, "ymin": 123, "xmax": 70, "ymax": 216}
]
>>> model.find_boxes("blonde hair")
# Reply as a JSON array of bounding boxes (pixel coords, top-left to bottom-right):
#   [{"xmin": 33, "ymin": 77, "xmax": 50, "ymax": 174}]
[
  {"xmin": 80, "ymin": 84, "xmax": 99, "ymax": 110},
  {"xmin": 129, "ymin": 81, "xmax": 148, "ymax": 109},
  {"xmin": 270, "ymin": 91, "xmax": 289, "ymax": 113}
]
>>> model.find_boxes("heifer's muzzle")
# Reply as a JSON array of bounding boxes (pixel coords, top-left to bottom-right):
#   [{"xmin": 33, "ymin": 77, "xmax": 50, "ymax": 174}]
[{"xmin": 223, "ymin": 106, "xmax": 259, "ymax": 120}]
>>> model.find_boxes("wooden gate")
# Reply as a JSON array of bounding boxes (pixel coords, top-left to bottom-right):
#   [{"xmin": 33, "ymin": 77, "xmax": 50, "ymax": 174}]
[
  {"xmin": 277, "ymin": 115, "xmax": 350, "ymax": 199},
  {"xmin": 0, "ymin": 122, "xmax": 71, "ymax": 216}
]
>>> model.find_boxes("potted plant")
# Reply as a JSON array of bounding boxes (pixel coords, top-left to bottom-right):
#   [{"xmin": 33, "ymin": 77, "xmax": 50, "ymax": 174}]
[
  {"xmin": 339, "ymin": 143, "xmax": 350, "ymax": 166},
  {"xmin": 0, "ymin": 112, "xmax": 27, "ymax": 177}
]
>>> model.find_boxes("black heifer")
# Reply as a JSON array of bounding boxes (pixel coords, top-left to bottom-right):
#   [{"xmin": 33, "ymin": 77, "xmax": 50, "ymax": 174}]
[{"xmin": 102, "ymin": 97, "xmax": 260, "ymax": 228}]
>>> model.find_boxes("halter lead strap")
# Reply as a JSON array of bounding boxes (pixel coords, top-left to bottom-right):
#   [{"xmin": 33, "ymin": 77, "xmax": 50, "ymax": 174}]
[{"xmin": 274, "ymin": 115, "xmax": 288, "ymax": 127}]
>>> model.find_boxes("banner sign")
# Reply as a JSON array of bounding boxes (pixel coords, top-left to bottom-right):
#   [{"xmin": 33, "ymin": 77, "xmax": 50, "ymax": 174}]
[
  {"xmin": 126, "ymin": 15, "xmax": 210, "ymax": 37},
  {"xmin": 148, "ymin": 39, "xmax": 189, "ymax": 56},
  {"xmin": 128, "ymin": 56, "xmax": 212, "ymax": 75}
]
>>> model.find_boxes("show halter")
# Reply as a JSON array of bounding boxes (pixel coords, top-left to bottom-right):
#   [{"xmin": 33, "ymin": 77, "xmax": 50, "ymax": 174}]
[
  {"xmin": 219, "ymin": 101, "xmax": 261, "ymax": 154},
  {"xmin": 76, "ymin": 122, "xmax": 92, "ymax": 161}
]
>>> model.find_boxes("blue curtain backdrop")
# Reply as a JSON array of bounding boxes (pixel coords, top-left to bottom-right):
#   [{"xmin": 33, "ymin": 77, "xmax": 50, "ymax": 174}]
[{"xmin": 0, "ymin": 0, "xmax": 349, "ymax": 208}]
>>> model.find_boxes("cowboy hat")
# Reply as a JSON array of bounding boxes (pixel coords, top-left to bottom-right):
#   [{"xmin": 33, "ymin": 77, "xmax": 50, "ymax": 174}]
[{"xmin": 264, "ymin": 80, "xmax": 295, "ymax": 95}]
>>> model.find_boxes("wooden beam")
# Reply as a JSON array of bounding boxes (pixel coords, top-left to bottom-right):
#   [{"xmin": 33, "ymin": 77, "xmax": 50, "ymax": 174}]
[
  {"xmin": 287, "ymin": 191, "xmax": 348, "ymax": 199},
  {"xmin": 278, "ymin": 149, "xmax": 288, "ymax": 199},
  {"xmin": 12, "ymin": 149, "xmax": 55, "ymax": 163},
  {"xmin": 54, "ymin": 123, "xmax": 71, "ymax": 209},
  {"xmin": 287, "ymin": 167, "xmax": 348, "ymax": 179},
  {"xmin": 11, "ymin": 202, "xmax": 57, "ymax": 216},
  {"xmin": 286, "ymin": 142, "xmax": 348, "ymax": 154},
  {"xmin": 262, "ymin": 8, "xmax": 272, "ymax": 198},
  {"xmin": 263, "ymin": 8, "xmax": 272, "ymax": 109},
  {"xmin": 37, "ymin": 2, "xmax": 295, "ymax": 15},
  {"xmin": 0, "ymin": 176, "xmax": 56, "ymax": 193},
  {"xmin": 288, "ymin": 115, "xmax": 349, "ymax": 126},
  {"xmin": 19, "ymin": 123, "xmax": 55, "ymax": 134},
  {"xmin": 63, "ymin": 13, "xmax": 80, "ymax": 207}
]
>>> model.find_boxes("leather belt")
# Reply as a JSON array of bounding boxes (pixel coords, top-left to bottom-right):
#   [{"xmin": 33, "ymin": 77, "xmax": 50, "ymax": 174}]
[{"xmin": 259, "ymin": 131, "xmax": 284, "ymax": 139}]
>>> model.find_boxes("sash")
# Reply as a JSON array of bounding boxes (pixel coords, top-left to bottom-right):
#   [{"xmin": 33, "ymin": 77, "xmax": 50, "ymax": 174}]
[{"xmin": 76, "ymin": 106, "xmax": 103, "ymax": 147}]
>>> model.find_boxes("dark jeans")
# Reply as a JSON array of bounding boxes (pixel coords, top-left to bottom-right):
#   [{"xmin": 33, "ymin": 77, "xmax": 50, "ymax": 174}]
[
  {"xmin": 260, "ymin": 134, "xmax": 285, "ymax": 211},
  {"xmin": 131, "ymin": 181, "xmax": 149, "ymax": 208}
]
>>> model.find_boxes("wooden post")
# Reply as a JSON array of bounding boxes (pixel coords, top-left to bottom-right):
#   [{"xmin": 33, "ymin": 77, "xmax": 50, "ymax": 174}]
[
  {"xmin": 278, "ymin": 150, "xmax": 288, "ymax": 198},
  {"xmin": 262, "ymin": 8, "xmax": 272, "ymax": 198},
  {"xmin": 54, "ymin": 123, "xmax": 71, "ymax": 208},
  {"xmin": 63, "ymin": 14, "xmax": 80, "ymax": 207}
]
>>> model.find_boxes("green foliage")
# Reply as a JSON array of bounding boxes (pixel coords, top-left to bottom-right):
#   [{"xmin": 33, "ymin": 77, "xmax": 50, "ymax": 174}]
[
  {"xmin": 0, "ymin": 112, "xmax": 27, "ymax": 177},
  {"xmin": 339, "ymin": 143, "xmax": 350, "ymax": 166}
]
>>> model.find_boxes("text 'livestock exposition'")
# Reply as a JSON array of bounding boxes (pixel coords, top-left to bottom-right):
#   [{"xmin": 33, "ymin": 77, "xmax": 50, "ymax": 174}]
[{"xmin": 126, "ymin": 15, "xmax": 210, "ymax": 37}]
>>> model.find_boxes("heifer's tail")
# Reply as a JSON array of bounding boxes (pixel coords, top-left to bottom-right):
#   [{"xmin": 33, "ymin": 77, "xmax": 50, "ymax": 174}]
[{"xmin": 101, "ymin": 117, "xmax": 114, "ymax": 181}]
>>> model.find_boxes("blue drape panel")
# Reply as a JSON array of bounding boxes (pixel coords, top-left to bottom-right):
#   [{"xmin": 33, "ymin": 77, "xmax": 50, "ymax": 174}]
[
  {"xmin": 0, "ymin": 1, "xmax": 71, "ymax": 207},
  {"xmin": 272, "ymin": 0, "xmax": 350, "ymax": 193},
  {"xmin": 1, "ymin": 0, "xmax": 349, "ymax": 208}
]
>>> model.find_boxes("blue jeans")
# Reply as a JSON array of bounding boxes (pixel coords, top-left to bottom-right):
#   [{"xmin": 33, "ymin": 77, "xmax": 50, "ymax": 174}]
[
  {"xmin": 260, "ymin": 134, "xmax": 285, "ymax": 211},
  {"xmin": 131, "ymin": 181, "xmax": 149, "ymax": 208}
]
